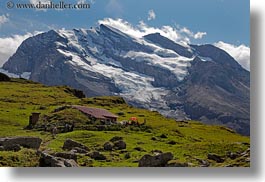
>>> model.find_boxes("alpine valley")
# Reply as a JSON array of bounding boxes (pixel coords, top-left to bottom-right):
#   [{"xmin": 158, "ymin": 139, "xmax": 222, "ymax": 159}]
[{"xmin": 1, "ymin": 22, "xmax": 250, "ymax": 136}]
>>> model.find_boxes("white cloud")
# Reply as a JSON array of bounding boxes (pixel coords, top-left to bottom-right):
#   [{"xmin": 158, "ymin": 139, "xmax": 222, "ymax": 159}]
[
  {"xmin": 99, "ymin": 18, "xmax": 183, "ymax": 43},
  {"xmin": 0, "ymin": 33, "xmax": 40, "ymax": 67},
  {"xmin": 139, "ymin": 21, "xmax": 182, "ymax": 42},
  {"xmin": 105, "ymin": 0, "xmax": 123, "ymax": 16},
  {"xmin": 98, "ymin": 18, "xmax": 206, "ymax": 46},
  {"xmin": 180, "ymin": 27, "xmax": 193, "ymax": 37},
  {"xmin": 148, "ymin": 9, "xmax": 156, "ymax": 21},
  {"xmin": 180, "ymin": 27, "xmax": 207, "ymax": 39},
  {"xmin": 214, "ymin": 41, "xmax": 250, "ymax": 71},
  {"xmin": 0, "ymin": 14, "xmax": 9, "ymax": 26},
  {"xmin": 194, "ymin": 32, "xmax": 207, "ymax": 39},
  {"xmin": 98, "ymin": 18, "xmax": 183, "ymax": 44},
  {"xmin": 98, "ymin": 18, "xmax": 142, "ymax": 37}
]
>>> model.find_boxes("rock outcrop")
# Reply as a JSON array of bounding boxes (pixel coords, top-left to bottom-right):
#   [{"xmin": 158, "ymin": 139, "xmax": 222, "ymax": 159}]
[
  {"xmin": 39, "ymin": 152, "xmax": 79, "ymax": 167},
  {"xmin": 0, "ymin": 137, "xmax": 42, "ymax": 150},
  {"xmin": 70, "ymin": 147, "xmax": 88, "ymax": 154},
  {"xmin": 54, "ymin": 152, "xmax": 77, "ymax": 162},
  {"xmin": 138, "ymin": 152, "xmax": 173, "ymax": 167},
  {"xmin": 87, "ymin": 151, "xmax": 106, "ymax": 161},
  {"xmin": 105, "ymin": 136, "xmax": 126, "ymax": 150},
  {"xmin": 62, "ymin": 139, "xmax": 88, "ymax": 151},
  {"xmin": 113, "ymin": 140, "xmax": 126, "ymax": 150},
  {"xmin": 110, "ymin": 136, "xmax": 123, "ymax": 143},
  {"xmin": 103, "ymin": 142, "xmax": 114, "ymax": 151}
]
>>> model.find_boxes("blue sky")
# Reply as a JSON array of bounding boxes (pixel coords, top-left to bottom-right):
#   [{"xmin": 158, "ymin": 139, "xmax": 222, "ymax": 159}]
[{"xmin": 0, "ymin": 0, "xmax": 249, "ymax": 45}]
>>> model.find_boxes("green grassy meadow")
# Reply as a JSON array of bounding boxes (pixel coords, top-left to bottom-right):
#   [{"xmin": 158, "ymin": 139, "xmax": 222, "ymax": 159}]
[{"xmin": 0, "ymin": 78, "xmax": 250, "ymax": 167}]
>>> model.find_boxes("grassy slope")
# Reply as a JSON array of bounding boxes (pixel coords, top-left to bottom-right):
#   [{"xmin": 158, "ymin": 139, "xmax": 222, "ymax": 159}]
[{"xmin": 0, "ymin": 79, "xmax": 250, "ymax": 167}]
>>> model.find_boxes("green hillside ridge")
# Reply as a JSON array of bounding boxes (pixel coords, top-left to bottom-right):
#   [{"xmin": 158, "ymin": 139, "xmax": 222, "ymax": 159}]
[{"xmin": 0, "ymin": 78, "xmax": 250, "ymax": 167}]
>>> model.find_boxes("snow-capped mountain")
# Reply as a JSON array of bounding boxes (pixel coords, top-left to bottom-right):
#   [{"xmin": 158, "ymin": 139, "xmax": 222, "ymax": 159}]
[{"xmin": 2, "ymin": 24, "xmax": 250, "ymax": 135}]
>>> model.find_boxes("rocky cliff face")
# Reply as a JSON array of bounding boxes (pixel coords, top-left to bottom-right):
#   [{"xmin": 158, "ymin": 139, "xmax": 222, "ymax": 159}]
[
  {"xmin": 2, "ymin": 24, "xmax": 250, "ymax": 135},
  {"xmin": 182, "ymin": 54, "xmax": 249, "ymax": 135}
]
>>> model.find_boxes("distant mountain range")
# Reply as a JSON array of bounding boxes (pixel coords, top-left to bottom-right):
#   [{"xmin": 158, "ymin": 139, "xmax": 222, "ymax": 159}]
[{"xmin": 2, "ymin": 24, "xmax": 250, "ymax": 135}]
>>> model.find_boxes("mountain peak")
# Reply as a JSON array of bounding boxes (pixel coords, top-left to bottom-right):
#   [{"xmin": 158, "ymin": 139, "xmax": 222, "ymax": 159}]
[
  {"xmin": 146, "ymin": 32, "xmax": 161, "ymax": 36},
  {"xmin": 191, "ymin": 44, "xmax": 243, "ymax": 69},
  {"xmin": 98, "ymin": 23, "xmax": 135, "ymax": 41},
  {"xmin": 144, "ymin": 32, "xmax": 193, "ymax": 58}
]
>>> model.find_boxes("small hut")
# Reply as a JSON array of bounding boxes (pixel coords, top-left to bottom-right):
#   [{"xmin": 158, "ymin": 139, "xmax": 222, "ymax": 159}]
[{"xmin": 72, "ymin": 105, "xmax": 118, "ymax": 125}]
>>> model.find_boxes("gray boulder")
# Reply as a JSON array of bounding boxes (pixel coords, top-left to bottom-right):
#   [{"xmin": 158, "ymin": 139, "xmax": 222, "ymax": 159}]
[
  {"xmin": 0, "ymin": 137, "xmax": 42, "ymax": 150},
  {"xmin": 62, "ymin": 139, "xmax": 88, "ymax": 151},
  {"xmin": 39, "ymin": 152, "xmax": 79, "ymax": 167},
  {"xmin": 54, "ymin": 152, "xmax": 77, "ymax": 161},
  {"xmin": 138, "ymin": 152, "xmax": 173, "ymax": 167},
  {"xmin": 113, "ymin": 140, "xmax": 126, "ymax": 150},
  {"xmin": 70, "ymin": 147, "xmax": 88, "ymax": 154},
  {"xmin": 110, "ymin": 136, "xmax": 123, "ymax": 143},
  {"xmin": 87, "ymin": 151, "xmax": 106, "ymax": 160},
  {"xmin": 103, "ymin": 142, "xmax": 114, "ymax": 151},
  {"xmin": 4, "ymin": 144, "xmax": 21, "ymax": 152}
]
